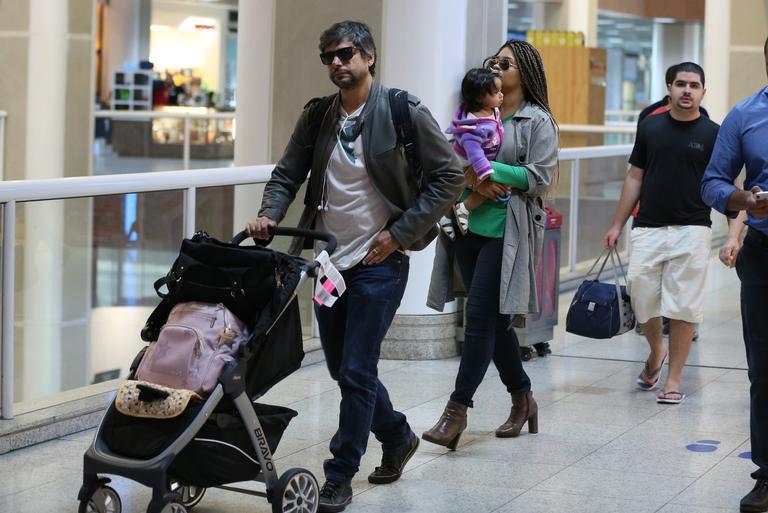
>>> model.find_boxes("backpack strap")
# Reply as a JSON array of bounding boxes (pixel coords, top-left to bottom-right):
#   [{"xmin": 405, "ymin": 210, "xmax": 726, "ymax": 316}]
[
  {"xmin": 300, "ymin": 94, "xmax": 336, "ymax": 209},
  {"xmin": 305, "ymin": 94, "xmax": 336, "ymax": 149},
  {"xmin": 389, "ymin": 88, "xmax": 424, "ymax": 191},
  {"xmin": 306, "ymin": 90, "xmax": 423, "ymax": 191}
]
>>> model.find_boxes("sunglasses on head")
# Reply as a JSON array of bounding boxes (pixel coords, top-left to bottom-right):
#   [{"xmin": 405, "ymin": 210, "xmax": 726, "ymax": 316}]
[
  {"xmin": 320, "ymin": 46, "xmax": 359, "ymax": 65},
  {"xmin": 484, "ymin": 56, "xmax": 518, "ymax": 71}
]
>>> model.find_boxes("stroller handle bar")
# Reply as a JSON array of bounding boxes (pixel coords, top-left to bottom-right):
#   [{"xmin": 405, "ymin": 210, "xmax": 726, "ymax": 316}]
[{"xmin": 232, "ymin": 228, "xmax": 337, "ymax": 256}]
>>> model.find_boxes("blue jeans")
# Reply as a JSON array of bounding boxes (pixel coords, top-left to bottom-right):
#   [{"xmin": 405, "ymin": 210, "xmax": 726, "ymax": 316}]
[
  {"xmin": 451, "ymin": 233, "xmax": 531, "ymax": 407},
  {"xmin": 736, "ymin": 229, "xmax": 768, "ymax": 479},
  {"xmin": 314, "ymin": 251, "xmax": 412, "ymax": 482}
]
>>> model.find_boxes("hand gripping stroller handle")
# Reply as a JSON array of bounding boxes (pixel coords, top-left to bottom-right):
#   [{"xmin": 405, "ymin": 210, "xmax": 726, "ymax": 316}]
[{"xmin": 232, "ymin": 228, "xmax": 337, "ymax": 256}]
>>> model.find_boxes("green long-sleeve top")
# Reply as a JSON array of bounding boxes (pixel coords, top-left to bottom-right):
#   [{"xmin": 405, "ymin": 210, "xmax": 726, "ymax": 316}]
[{"xmin": 464, "ymin": 160, "xmax": 528, "ymax": 237}]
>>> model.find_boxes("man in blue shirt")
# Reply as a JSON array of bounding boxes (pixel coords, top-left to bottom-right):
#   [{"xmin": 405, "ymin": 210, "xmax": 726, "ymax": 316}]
[{"xmin": 701, "ymin": 35, "xmax": 768, "ymax": 513}]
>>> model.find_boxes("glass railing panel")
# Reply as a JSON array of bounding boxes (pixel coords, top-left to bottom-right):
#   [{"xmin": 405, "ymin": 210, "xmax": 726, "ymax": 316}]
[
  {"xmin": 574, "ymin": 155, "xmax": 631, "ymax": 266},
  {"xmin": 551, "ymin": 159, "xmax": 572, "ymax": 272},
  {"xmin": 12, "ymin": 192, "xmax": 183, "ymax": 407},
  {"xmin": 553, "ymin": 154, "xmax": 632, "ymax": 273}
]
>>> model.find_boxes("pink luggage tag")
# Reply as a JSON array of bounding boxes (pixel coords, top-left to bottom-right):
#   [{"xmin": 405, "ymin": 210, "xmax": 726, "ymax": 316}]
[{"xmin": 312, "ymin": 250, "xmax": 346, "ymax": 307}]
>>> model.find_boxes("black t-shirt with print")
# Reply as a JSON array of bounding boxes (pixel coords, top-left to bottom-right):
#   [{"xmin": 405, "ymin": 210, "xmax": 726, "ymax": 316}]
[{"xmin": 629, "ymin": 111, "xmax": 720, "ymax": 228}]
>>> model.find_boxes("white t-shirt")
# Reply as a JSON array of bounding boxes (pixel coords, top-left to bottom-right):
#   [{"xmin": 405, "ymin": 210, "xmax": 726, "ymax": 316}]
[{"xmin": 314, "ymin": 103, "xmax": 392, "ymax": 270}]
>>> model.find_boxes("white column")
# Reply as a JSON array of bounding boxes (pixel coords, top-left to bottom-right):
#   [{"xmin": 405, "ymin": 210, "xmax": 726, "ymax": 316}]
[
  {"xmin": 21, "ymin": 0, "xmax": 68, "ymax": 399},
  {"xmin": 650, "ymin": 22, "xmax": 687, "ymax": 104},
  {"xmin": 101, "ymin": 0, "xmax": 140, "ymax": 105},
  {"xmin": 566, "ymin": 0, "xmax": 598, "ymax": 47},
  {"xmin": 683, "ymin": 22, "xmax": 703, "ymax": 65},
  {"xmin": 381, "ymin": 0, "xmax": 468, "ymax": 316},
  {"xmin": 650, "ymin": 22, "xmax": 666, "ymax": 104},
  {"xmin": 232, "ymin": 0, "xmax": 274, "ymax": 231},
  {"xmin": 703, "ymin": 0, "xmax": 731, "ymax": 122},
  {"xmin": 465, "ymin": 0, "xmax": 509, "ymax": 70},
  {"xmin": 137, "ymin": 0, "xmax": 151, "ymax": 61}
]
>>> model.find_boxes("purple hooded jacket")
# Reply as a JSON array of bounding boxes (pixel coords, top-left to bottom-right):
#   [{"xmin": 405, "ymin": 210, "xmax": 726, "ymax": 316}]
[{"xmin": 445, "ymin": 106, "xmax": 504, "ymax": 179}]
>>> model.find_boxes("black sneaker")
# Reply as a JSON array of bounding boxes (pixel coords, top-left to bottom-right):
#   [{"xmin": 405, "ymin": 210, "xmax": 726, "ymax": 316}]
[
  {"xmin": 741, "ymin": 479, "xmax": 768, "ymax": 512},
  {"xmin": 368, "ymin": 431, "xmax": 419, "ymax": 484},
  {"xmin": 318, "ymin": 479, "xmax": 352, "ymax": 512}
]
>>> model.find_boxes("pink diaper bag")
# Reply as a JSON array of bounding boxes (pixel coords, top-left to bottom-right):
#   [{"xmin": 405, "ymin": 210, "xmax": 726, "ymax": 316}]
[{"xmin": 135, "ymin": 301, "xmax": 250, "ymax": 395}]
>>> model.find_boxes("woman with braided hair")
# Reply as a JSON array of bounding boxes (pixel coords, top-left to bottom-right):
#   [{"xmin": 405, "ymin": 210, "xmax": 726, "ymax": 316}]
[{"xmin": 424, "ymin": 40, "xmax": 559, "ymax": 449}]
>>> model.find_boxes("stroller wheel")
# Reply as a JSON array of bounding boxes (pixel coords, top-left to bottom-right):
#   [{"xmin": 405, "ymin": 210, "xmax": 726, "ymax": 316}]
[
  {"xmin": 169, "ymin": 480, "xmax": 206, "ymax": 509},
  {"xmin": 159, "ymin": 499, "xmax": 187, "ymax": 513},
  {"xmin": 147, "ymin": 493, "xmax": 188, "ymax": 513},
  {"xmin": 271, "ymin": 467, "xmax": 319, "ymax": 513},
  {"xmin": 79, "ymin": 485, "xmax": 122, "ymax": 513}
]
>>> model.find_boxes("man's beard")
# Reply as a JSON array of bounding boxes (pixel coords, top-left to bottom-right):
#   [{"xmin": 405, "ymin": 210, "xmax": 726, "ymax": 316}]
[{"xmin": 331, "ymin": 69, "xmax": 358, "ymax": 89}]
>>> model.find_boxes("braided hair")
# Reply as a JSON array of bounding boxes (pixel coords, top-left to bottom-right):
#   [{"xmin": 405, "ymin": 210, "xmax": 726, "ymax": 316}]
[
  {"xmin": 495, "ymin": 40, "xmax": 553, "ymax": 119},
  {"xmin": 495, "ymin": 40, "xmax": 559, "ymax": 192}
]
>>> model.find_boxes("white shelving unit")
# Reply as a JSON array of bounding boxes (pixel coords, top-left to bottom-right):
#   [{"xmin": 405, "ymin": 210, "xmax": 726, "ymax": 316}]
[{"xmin": 112, "ymin": 69, "xmax": 153, "ymax": 110}]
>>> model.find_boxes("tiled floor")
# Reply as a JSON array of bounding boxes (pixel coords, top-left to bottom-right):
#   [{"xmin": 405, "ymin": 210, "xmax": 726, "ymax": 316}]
[{"xmin": 0, "ymin": 252, "xmax": 756, "ymax": 513}]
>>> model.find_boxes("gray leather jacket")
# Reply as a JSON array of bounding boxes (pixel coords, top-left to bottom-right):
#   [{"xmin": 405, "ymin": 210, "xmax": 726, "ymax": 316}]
[
  {"xmin": 258, "ymin": 81, "xmax": 465, "ymax": 255},
  {"xmin": 427, "ymin": 101, "xmax": 558, "ymax": 325}
]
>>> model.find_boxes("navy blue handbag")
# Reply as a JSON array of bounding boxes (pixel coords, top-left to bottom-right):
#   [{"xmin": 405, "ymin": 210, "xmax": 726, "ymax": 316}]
[{"xmin": 565, "ymin": 249, "xmax": 635, "ymax": 339}]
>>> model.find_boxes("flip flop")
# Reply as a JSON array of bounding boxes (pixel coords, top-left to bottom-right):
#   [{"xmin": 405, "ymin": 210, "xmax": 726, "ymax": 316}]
[
  {"xmin": 636, "ymin": 352, "xmax": 668, "ymax": 391},
  {"xmin": 657, "ymin": 390, "xmax": 686, "ymax": 404}
]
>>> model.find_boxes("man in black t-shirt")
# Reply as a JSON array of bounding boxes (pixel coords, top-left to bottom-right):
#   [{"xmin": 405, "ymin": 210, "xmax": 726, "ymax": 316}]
[
  {"xmin": 637, "ymin": 64, "xmax": 710, "ymax": 126},
  {"xmin": 634, "ymin": 63, "xmax": 709, "ymax": 341},
  {"xmin": 604, "ymin": 62, "xmax": 719, "ymax": 405}
]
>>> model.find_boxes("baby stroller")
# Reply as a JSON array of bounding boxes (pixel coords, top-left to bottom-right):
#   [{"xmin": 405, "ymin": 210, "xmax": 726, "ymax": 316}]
[{"xmin": 78, "ymin": 228, "xmax": 337, "ymax": 513}]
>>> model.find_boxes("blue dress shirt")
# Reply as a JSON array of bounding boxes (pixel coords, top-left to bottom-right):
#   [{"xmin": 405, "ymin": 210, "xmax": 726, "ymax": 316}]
[{"xmin": 701, "ymin": 86, "xmax": 768, "ymax": 235}]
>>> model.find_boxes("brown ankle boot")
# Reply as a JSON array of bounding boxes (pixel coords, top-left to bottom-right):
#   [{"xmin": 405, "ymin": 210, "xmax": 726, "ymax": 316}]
[
  {"xmin": 495, "ymin": 391, "xmax": 538, "ymax": 438},
  {"xmin": 421, "ymin": 400, "xmax": 468, "ymax": 451}
]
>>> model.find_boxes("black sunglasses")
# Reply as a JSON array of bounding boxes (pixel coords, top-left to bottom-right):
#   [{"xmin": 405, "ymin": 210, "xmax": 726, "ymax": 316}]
[
  {"xmin": 483, "ymin": 56, "xmax": 518, "ymax": 71},
  {"xmin": 320, "ymin": 46, "xmax": 359, "ymax": 65}
]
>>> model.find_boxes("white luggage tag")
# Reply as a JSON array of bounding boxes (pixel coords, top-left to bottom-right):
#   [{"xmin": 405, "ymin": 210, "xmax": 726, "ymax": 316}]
[{"xmin": 312, "ymin": 250, "xmax": 346, "ymax": 307}]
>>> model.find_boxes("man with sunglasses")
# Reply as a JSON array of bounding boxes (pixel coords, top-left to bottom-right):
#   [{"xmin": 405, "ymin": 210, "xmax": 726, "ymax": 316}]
[{"xmin": 246, "ymin": 20, "xmax": 463, "ymax": 512}]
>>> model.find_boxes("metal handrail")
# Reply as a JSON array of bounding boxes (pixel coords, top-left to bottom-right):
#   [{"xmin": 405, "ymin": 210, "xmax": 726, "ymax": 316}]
[
  {"xmin": 0, "ymin": 165, "xmax": 269, "ymax": 204},
  {"xmin": 559, "ymin": 123, "xmax": 636, "ymax": 134},
  {"xmin": 559, "ymin": 144, "xmax": 633, "ymax": 160},
  {"xmin": 0, "ymin": 144, "xmax": 633, "ymax": 419},
  {"xmin": 605, "ymin": 109, "xmax": 641, "ymax": 118},
  {"xmin": 94, "ymin": 109, "xmax": 235, "ymax": 170},
  {"xmin": 0, "ymin": 111, "xmax": 6, "ymax": 181},
  {"xmin": 94, "ymin": 109, "xmax": 235, "ymax": 120}
]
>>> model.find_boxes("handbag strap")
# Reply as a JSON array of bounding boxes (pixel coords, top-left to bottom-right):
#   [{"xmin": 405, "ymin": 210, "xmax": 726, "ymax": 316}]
[
  {"xmin": 607, "ymin": 249, "xmax": 628, "ymax": 325},
  {"xmin": 153, "ymin": 276, "xmax": 169, "ymax": 299},
  {"xmin": 614, "ymin": 250, "xmax": 629, "ymax": 286},
  {"xmin": 586, "ymin": 250, "xmax": 610, "ymax": 279},
  {"xmin": 586, "ymin": 249, "xmax": 629, "ymax": 327},
  {"xmin": 590, "ymin": 248, "xmax": 629, "ymax": 285}
]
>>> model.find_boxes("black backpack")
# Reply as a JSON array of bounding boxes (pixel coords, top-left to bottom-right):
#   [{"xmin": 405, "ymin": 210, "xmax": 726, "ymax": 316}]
[{"xmin": 305, "ymin": 88, "xmax": 423, "ymax": 191}]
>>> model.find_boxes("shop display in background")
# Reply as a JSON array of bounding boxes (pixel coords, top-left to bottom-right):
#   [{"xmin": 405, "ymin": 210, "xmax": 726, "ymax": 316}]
[
  {"xmin": 112, "ymin": 68, "xmax": 154, "ymax": 111},
  {"xmin": 527, "ymin": 30, "xmax": 585, "ymax": 47},
  {"xmin": 153, "ymin": 70, "xmax": 216, "ymax": 108},
  {"xmin": 111, "ymin": 106, "xmax": 234, "ymax": 160},
  {"xmin": 151, "ymin": 108, "xmax": 234, "ymax": 146}
]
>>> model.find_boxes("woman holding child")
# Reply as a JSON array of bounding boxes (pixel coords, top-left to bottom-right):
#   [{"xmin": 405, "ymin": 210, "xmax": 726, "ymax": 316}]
[{"xmin": 423, "ymin": 40, "xmax": 559, "ymax": 449}]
